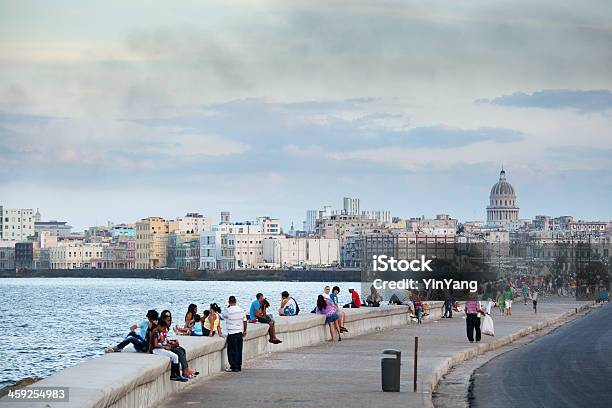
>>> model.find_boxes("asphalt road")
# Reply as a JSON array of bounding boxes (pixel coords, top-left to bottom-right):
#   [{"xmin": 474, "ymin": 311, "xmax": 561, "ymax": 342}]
[{"xmin": 471, "ymin": 302, "xmax": 612, "ymax": 408}]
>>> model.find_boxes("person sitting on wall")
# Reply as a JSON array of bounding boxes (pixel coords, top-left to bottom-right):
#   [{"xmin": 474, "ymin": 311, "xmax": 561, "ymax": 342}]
[
  {"xmin": 278, "ymin": 291, "xmax": 299, "ymax": 316},
  {"xmin": 330, "ymin": 286, "xmax": 348, "ymax": 332},
  {"xmin": 105, "ymin": 309, "xmax": 158, "ymax": 353},
  {"xmin": 203, "ymin": 303, "xmax": 223, "ymax": 337},
  {"xmin": 160, "ymin": 310, "xmax": 199, "ymax": 379},
  {"xmin": 175, "ymin": 303, "xmax": 197, "ymax": 335},
  {"xmin": 148, "ymin": 317, "xmax": 188, "ymax": 382},
  {"xmin": 365, "ymin": 285, "xmax": 383, "ymax": 307},
  {"xmin": 191, "ymin": 313, "xmax": 204, "ymax": 336},
  {"xmin": 344, "ymin": 288, "xmax": 361, "ymax": 308},
  {"xmin": 249, "ymin": 293, "xmax": 282, "ymax": 344}
]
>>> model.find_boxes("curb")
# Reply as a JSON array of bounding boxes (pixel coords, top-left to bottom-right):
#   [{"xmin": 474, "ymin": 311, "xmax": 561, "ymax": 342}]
[{"xmin": 426, "ymin": 303, "xmax": 594, "ymax": 407}]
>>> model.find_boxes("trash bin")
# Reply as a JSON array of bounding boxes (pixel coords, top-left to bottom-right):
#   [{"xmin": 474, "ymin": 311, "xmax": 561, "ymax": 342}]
[{"xmin": 381, "ymin": 349, "xmax": 401, "ymax": 392}]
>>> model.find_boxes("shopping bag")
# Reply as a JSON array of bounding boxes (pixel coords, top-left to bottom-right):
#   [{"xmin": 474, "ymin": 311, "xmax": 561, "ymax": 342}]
[{"xmin": 482, "ymin": 314, "xmax": 495, "ymax": 336}]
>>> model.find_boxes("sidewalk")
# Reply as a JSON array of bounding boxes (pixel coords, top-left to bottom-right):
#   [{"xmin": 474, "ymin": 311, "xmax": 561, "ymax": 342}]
[{"xmin": 159, "ymin": 298, "xmax": 590, "ymax": 408}]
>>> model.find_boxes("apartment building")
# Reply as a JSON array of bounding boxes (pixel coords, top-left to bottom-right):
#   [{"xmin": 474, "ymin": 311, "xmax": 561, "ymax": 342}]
[
  {"xmin": 0, "ymin": 206, "xmax": 35, "ymax": 241},
  {"xmin": 135, "ymin": 217, "xmax": 178, "ymax": 269},
  {"xmin": 48, "ymin": 243, "xmax": 105, "ymax": 269},
  {"xmin": 263, "ymin": 237, "xmax": 340, "ymax": 267}
]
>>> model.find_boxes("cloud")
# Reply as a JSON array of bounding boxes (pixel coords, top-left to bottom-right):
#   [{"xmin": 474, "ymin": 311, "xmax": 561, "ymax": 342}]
[{"xmin": 477, "ymin": 89, "xmax": 612, "ymax": 113}]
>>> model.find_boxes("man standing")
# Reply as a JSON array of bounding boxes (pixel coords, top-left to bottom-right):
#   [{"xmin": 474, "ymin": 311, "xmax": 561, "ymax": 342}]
[
  {"xmin": 522, "ymin": 282, "xmax": 529, "ymax": 305},
  {"xmin": 504, "ymin": 286, "xmax": 513, "ymax": 316},
  {"xmin": 222, "ymin": 296, "xmax": 247, "ymax": 372},
  {"xmin": 465, "ymin": 296, "xmax": 484, "ymax": 343},
  {"xmin": 443, "ymin": 295, "xmax": 454, "ymax": 318}
]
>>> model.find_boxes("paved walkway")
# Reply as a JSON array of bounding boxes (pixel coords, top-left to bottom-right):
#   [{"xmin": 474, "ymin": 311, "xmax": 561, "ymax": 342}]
[{"xmin": 160, "ymin": 297, "xmax": 589, "ymax": 408}]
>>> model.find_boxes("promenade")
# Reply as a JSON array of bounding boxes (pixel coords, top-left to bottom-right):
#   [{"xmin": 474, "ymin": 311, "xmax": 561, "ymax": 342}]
[{"xmin": 160, "ymin": 297, "xmax": 590, "ymax": 408}]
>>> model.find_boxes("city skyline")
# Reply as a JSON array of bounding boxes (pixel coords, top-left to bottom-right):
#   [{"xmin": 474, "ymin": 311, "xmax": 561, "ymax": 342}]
[{"xmin": 1, "ymin": 1, "xmax": 611, "ymax": 230}]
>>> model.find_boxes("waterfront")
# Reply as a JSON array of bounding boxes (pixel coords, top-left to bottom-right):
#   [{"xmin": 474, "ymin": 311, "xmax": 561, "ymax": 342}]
[{"xmin": 0, "ymin": 278, "xmax": 353, "ymax": 387}]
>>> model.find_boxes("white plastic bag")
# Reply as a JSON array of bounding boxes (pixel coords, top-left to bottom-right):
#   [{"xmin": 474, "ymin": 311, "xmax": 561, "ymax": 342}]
[{"xmin": 482, "ymin": 314, "xmax": 495, "ymax": 336}]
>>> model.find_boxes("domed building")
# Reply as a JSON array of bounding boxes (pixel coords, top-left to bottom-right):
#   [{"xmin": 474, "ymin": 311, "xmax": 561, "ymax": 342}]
[{"xmin": 486, "ymin": 168, "xmax": 519, "ymax": 227}]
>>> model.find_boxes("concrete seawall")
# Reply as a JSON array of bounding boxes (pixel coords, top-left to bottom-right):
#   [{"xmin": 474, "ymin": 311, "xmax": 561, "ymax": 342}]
[{"xmin": 1, "ymin": 304, "xmax": 441, "ymax": 408}]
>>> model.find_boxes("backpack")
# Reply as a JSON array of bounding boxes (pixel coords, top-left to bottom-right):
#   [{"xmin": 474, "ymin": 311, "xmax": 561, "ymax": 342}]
[{"xmin": 293, "ymin": 297, "xmax": 300, "ymax": 315}]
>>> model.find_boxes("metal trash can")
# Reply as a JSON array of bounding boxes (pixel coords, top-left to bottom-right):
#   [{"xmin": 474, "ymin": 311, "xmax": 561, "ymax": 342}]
[{"xmin": 381, "ymin": 349, "xmax": 401, "ymax": 392}]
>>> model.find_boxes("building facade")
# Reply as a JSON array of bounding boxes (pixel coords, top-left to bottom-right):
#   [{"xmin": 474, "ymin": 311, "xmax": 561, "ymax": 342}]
[
  {"xmin": 35, "ymin": 220, "xmax": 72, "ymax": 237},
  {"xmin": 48, "ymin": 243, "xmax": 105, "ymax": 269},
  {"xmin": 168, "ymin": 232, "xmax": 201, "ymax": 269},
  {"xmin": 343, "ymin": 197, "xmax": 360, "ymax": 216},
  {"xmin": 0, "ymin": 206, "xmax": 35, "ymax": 241},
  {"xmin": 176, "ymin": 213, "xmax": 211, "ymax": 234},
  {"xmin": 263, "ymin": 237, "xmax": 340, "ymax": 267},
  {"xmin": 486, "ymin": 169, "xmax": 519, "ymax": 228},
  {"xmin": 135, "ymin": 217, "xmax": 178, "ymax": 269}
]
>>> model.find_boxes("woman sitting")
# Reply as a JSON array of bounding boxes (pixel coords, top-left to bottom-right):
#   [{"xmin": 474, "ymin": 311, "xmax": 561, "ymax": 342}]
[
  {"xmin": 315, "ymin": 295, "xmax": 342, "ymax": 342},
  {"xmin": 160, "ymin": 310, "xmax": 198, "ymax": 379},
  {"xmin": 175, "ymin": 304, "xmax": 197, "ymax": 335},
  {"xmin": 148, "ymin": 317, "xmax": 187, "ymax": 382},
  {"xmin": 330, "ymin": 286, "xmax": 348, "ymax": 333},
  {"xmin": 203, "ymin": 303, "xmax": 223, "ymax": 337}
]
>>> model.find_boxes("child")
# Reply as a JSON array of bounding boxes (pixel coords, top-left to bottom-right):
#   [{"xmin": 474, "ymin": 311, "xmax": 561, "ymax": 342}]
[{"xmin": 191, "ymin": 314, "xmax": 203, "ymax": 336}]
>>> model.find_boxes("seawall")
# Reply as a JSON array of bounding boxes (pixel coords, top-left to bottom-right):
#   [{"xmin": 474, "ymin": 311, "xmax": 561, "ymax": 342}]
[{"xmin": 0, "ymin": 304, "xmax": 441, "ymax": 408}]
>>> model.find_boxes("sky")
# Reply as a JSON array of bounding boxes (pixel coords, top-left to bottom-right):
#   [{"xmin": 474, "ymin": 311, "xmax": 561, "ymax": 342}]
[{"xmin": 1, "ymin": 0, "xmax": 611, "ymax": 231}]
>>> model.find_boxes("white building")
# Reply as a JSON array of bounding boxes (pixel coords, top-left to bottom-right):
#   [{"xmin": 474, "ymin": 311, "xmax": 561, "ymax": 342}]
[
  {"xmin": 486, "ymin": 169, "xmax": 519, "ymax": 228},
  {"xmin": 256, "ymin": 216, "xmax": 281, "ymax": 235},
  {"xmin": 176, "ymin": 213, "xmax": 211, "ymax": 234},
  {"xmin": 231, "ymin": 233, "xmax": 265, "ymax": 268},
  {"xmin": 48, "ymin": 243, "xmax": 106, "ymax": 269},
  {"xmin": 0, "ymin": 206, "xmax": 35, "ymax": 241},
  {"xmin": 199, "ymin": 222, "xmax": 263, "ymax": 270},
  {"xmin": 343, "ymin": 197, "xmax": 360, "ymax": 216},
  {"xmin": 407, "ymin": 214, "xmax": 457, "ymax": 236},
  {"xmin": 362, "ymin": 210, "xmax": 392, "ymax": 225},
  {"xmin": 263, "ymin": 237, "xmax": 340, "ymax": 267}
]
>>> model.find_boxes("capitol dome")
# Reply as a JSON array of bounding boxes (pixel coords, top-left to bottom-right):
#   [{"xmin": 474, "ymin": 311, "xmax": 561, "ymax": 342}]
[{"xmin": 487, "ymin": 169, "xmax": 519, "ymax": 227}]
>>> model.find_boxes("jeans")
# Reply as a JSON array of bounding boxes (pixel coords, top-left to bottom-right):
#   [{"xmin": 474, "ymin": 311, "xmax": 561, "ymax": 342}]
[
  {"xmin": 170, "ymin": 346, "xmax": 189, "ymax": 370},
  {"xmin": 444, "ymin": 303, "xmax": 453, "ymax": 318},
  {"xmin": 226, "ymin": 332, "xmax": 243, "ymax": 370},
  {"xmin": 466, "ymin": 313, "xmax": 481, "ymax": 342},
  {"xmin": 116, "ymin": 331, "xmax": 148, "ymax": 352},
  {"xmin": 152, "ymin": 348, "xmax": 179, "ymax": 364}
]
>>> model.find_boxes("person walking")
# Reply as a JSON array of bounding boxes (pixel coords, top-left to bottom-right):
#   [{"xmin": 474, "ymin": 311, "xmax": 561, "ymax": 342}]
[
  {"xmin": 532, "ymin": 288, "xmax": 539, "ymax": 314},
  {"xmin": 504, "ymin": 286, "xmax": 513, "ymax": 316},
  {"xmin": 465, "ymin": 296, "xmax": 485, "ymax": 343},
  {"xmin": 221, "ymin": 296, "xmax": 247, "ymax": 372},
  {"xmin": 443, "ymin": 295, "xmax": 454, "ymax": 318}
]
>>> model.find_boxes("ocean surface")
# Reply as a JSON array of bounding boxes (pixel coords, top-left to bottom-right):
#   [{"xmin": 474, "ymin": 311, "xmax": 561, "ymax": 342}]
[{"xmin": 0, "ymin": 278, "xmax": 355, "ymax": 387}]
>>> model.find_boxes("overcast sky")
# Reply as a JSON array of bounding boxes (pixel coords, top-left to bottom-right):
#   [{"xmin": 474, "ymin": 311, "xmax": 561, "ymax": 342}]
[{"xmin": 1, "ymin": 0, "xmax": 611, "ymax": 230}]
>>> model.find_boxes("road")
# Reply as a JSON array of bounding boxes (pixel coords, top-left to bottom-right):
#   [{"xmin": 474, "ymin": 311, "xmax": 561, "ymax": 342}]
[{"xmin": 471, "ymin": 302, "xmax": 612, "ymax": 408}]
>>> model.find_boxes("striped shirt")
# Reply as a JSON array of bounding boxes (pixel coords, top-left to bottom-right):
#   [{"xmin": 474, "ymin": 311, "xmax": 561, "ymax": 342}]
[
  {"xmin": 221, "ymin": 305, "xmax": 247, "ymax": 335},
  {"xmin": 465, "ymin": 300, "xmax": 481, "ymax": 314}
]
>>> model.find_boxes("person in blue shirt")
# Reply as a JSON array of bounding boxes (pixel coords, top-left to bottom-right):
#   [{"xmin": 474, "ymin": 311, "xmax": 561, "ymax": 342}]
[
  {"xmin": 105, "ymin": 309, "xmax": 158, "ymax": 353},
  {"xmin": 249, "ymin": 293, "xmax": 282, "ymax": 344}
]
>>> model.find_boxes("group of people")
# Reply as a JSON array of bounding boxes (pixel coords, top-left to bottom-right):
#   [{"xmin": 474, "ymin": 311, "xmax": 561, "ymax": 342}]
[
  {"xmin": 103, "ymin": 287, "xmax": 362, "ymax": 380},
  {"xmin": 105, "ymin": 309, "xmax": 200, "ymax": 382}
]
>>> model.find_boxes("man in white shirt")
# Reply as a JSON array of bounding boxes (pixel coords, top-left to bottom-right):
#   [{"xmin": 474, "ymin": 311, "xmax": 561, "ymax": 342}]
[{"xmin": 221, "ymin": 296, "xmax": 248, "ymax": 372}]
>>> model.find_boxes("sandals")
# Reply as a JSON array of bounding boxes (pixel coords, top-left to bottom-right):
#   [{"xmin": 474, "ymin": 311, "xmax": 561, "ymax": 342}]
[{"xmin": 105, "ymin": 347, "xmax": 119, "ymax": 353}]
